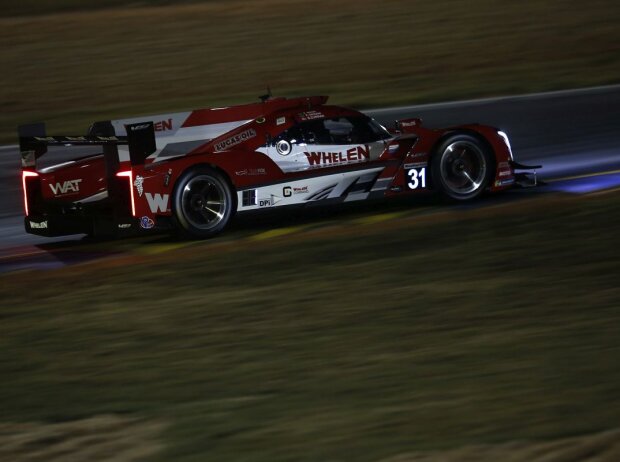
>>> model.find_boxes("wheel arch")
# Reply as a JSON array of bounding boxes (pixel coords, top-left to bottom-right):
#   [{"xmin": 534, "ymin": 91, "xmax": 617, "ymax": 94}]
[
  {"xmin": 170, "ymin": 162, "xmax": 238, "ymax": 239},
  {"xmin": 428, "ymin": 128, "xmax": 497, "ymax": 190},
  {"xmin": 172, "ymin": 162, "xmax": 238, "ymax": 209}
]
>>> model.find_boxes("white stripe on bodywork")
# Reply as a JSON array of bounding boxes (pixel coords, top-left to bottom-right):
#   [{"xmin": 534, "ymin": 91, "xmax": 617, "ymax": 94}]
[
  {"xmin": 237, "ymin": 167, "xmax": 384, "ymax": 211},
  {"xmin": 148, "ymin": 121, "xmax": 252, "ymax": 163},
  {"xmin": 327, "ymin": 176, "xmax": 359, "ymax": 198},
  {"xmin": 112, "ymin": 114, "xmax": 252, "ymax": 163},
  {"xmin": 256, "ymin": 141, "xmax": 386, "ymax": 173},
  {"xmin": 370, "ymin": 177, "xmax": 393, "ymax": 191},
  {"xmin": 39, "ymin": 161, "xmax": 77, "ymax": 173},
  {"xmin": 112, "ymin": 112, "xmax": 191, "ymax": 138}
]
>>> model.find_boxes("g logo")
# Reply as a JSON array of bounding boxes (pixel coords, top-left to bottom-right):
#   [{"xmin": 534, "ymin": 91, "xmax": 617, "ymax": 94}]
[
  {"xmin": 283, "ymin": 186, "xmax": 292, "ymax": 197},
  {"xmin": 276, "ymin": 140, "xmax": 292, "ymax": 156}
]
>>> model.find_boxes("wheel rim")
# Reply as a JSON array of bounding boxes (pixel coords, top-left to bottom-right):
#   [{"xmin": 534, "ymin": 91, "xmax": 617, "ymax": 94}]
[
  {"xmin": 439, "ymin": 141, "xmax": 487, "ymax": 196},
  {"xmin": 180, "ymin": 175, "xmax": 227, "ymax": 230}
]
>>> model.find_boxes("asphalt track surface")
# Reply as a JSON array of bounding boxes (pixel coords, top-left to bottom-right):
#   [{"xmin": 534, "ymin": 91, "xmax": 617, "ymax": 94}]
[{"xmin": 1, "ymin": 85, "xmax": 619, "ymax": 269}]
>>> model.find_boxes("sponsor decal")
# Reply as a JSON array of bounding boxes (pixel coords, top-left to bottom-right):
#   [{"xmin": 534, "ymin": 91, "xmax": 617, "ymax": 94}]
[
  {"xmin": 21, "ymin": 150, "xmax": 36, "ymax": 167},
  {"xmin": 214, "ymin": 128, "xmax": 257, "ymax": 152},
  {"xmin": 304, "ymin": 145, "xmax": 370, "ymax": 167},
  {"xmin": 134, "ymin": 175, "xmax": 144, "ymax": 197},
  {"xmin": 276, "ymin": 116, "xmax": 286, "ymax": 126},
  {"xmin": 495, "ymin": 178, "xmax": 515, "ymax": 187},
  {"xmin": 298, "ymin": 111, "xmax": 324, "ymax": 121},
  {"xmin": 49, "ymin": 179, "xmax": 82, "ymax": 195},
  {"xmin": 406, "ymin": 167, "xmax": 427, "ymax": 190},
  {"xmin": 140, "ymin": 216, "xmax": 155, "ymax": 229},
  {"xmin": 499, "ymin": 170, "xmax": 512, "ymax": 177},
  {"xmin": 399, "ymin": 120, "xmax": 419, "ymax": 128},
  {"xmin": 130, "ymin": 124, "xmax": 150, "ymax": 131},
  {"xmin": 118, "ymin": 223, "xmax": 132, "ymax": 229},
  {"xmin": 404, "ymin": 162, "xmax": 427, "ymax": 169},
  {"xmin": 498, "ymin": 161, "xmax": 510, "ymax": 169},
  {"xmin": 258, "ymin": 195, "xmax": 282, "ymax": 207},
  {"xmin": 97, "ymin": 136, "xmax": 120, "ymax": 141},
  {"xmin": 235, "ymin": 168, "xmax": 266, "ymax": 176},
  {"xmin": 29, "ymin": 220, "xmax": 48, "ymax": 229},
  {"xmin": 276, "ymin": 140, "xmax": 291, "ymax": 156},
  {"xmin": 154, "ymin": 118, "xmax": 173, "ymax": 132},
  {"xmin": 256, "ymin": 117, "xmax": 266, "ymax": 124},
  {"xmin": 164, "ymin": 169, "xmax": 172, "ymax": 187},
  {"xmin": 145, "ymin": 192, "xmax": 169, "ymax": 213},
  {"xmin": 406, "ymin": 151, "xmax": 427, "ymax": 159},
  {"xmin": 283, "ymin": 185, "xmax": 309, "ymax": 197}
]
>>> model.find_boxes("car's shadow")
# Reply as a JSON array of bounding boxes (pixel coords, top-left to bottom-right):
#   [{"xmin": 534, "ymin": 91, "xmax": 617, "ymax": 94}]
[
  {"xmin": 32, "ymin": 194, "xmax": 439, "ymax": 253},
  {"xmin": 31, "ymin": 187, "xmax": 539, "ymax": 258}
]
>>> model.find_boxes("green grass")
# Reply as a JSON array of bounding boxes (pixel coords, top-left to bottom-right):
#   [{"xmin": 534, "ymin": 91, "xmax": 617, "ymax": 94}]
[
  {"xmin": 1, "ymin": 0, "xmax": 620, "ymax": 143},
  {"xmin": 1, "ymin": 192, "xmax": 620, "ymax": 461},
  {"xmin": 0, "ymin": 0, "xmax": 201, "ymax": 18}
]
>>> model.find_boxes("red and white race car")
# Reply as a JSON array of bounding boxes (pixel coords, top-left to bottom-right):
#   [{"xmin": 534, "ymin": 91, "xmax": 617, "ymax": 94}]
[{"xmin": 18, "ymin": 95, "xmax": 536, "ymax": 239}]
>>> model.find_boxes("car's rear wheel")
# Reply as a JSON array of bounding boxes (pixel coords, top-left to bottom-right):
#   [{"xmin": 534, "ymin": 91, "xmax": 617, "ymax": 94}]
[
  {"xmin": 431, "ymin": 133, "xmax": 494, "ymax": 201},
  {"xmin": 172, "ymin": 167, "xmax": 235, "ymax": 239}
]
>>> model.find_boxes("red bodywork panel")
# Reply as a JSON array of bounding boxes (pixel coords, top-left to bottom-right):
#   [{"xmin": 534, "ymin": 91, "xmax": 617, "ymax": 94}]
[{"xmin": 40, "ymin": 156, "xmax": 107, "ymax": 202}]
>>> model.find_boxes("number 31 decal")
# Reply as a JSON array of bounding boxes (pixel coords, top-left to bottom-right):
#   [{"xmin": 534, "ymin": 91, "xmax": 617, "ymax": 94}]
[{"xmin": 406, "ymin": 167, "xmax": 426, "ymax": 190}]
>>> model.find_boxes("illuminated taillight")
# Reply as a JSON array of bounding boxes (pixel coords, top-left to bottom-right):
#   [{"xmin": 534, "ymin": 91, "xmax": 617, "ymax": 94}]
[
  {"xmin": 22, "ymin": 170, "xmax": 39, "ymax": 216},
  {"xmin": 116, "ymin": 170, "xmax": 136, "ymax": 216}
]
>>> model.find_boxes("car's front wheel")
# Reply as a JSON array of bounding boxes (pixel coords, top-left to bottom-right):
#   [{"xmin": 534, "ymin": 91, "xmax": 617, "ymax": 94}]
[
  {"xmin": 172, "ymin": 167, "xmax": 235, "ymax": 239},
  {"xmin": 431, "ymin": 133, "xmax": 494, "ymax": 201}
]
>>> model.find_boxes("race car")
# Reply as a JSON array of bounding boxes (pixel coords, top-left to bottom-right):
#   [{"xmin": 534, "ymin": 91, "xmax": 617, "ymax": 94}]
[{"xmin": 18, "ymin": 95, "xmax": 538, "ymax": 239}]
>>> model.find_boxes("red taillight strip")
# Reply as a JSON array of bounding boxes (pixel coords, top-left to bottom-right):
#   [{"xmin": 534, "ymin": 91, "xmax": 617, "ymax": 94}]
[
  {"xmin": 22, "ymin": 171, "xmax": 39, "ymax": 216},
  {"xmin": 116, "ymin": 170, "xmax": 136, "ymax": 217}
]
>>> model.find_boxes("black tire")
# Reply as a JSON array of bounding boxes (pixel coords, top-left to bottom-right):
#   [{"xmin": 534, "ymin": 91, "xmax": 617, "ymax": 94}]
[
  {"xmin": 431, "ymin": 133, "xmax": 494, "ymax": 201},
  {"xmin": 172, "ymin": 167, "xmax": 235, "ymax": 239}
]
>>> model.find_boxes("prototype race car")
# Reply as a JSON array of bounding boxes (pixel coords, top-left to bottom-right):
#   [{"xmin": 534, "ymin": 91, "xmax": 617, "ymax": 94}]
[{"xmin": 18, "ymin": 95, "xmax": 537, "ymax": 239}]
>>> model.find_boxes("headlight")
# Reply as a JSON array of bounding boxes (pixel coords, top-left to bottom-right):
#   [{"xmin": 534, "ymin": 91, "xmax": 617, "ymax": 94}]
[{"xmin": 497, "ymin": 130, "xmax": 513, "ymax": 160}]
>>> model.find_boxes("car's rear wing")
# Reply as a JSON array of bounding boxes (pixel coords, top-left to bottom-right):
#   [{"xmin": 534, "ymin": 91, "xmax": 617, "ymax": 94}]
[{"xmin": 18, "ymin": 121, "xmax": 157, "ymax": 170}]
